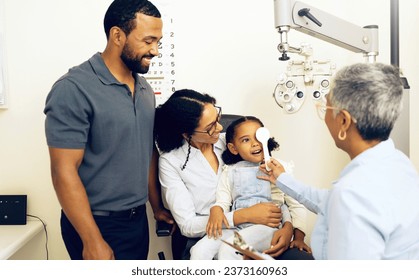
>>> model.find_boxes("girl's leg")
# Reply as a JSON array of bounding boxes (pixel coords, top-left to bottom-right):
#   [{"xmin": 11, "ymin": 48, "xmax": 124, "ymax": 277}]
[
  {"xmin": 218, "ymin": 225, "xmax": 276, "ymax": 260},
  {"xmin": 190, "ymin": 229, "xmax": 234, "ymax": 260}
]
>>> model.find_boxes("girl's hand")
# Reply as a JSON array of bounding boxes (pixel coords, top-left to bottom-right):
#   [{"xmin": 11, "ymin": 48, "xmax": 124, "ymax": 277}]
[{"xmin": 206, "ymin": 206, "xmax": 229, "ymax": 239}]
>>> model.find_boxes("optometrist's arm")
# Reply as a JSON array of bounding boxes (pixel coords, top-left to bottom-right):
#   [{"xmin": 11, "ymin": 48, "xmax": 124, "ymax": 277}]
[
  {"xmin": 260, "ymin": 158, "xmax": 329, "ymax": 214},
  {"xmin": 276, "ymin": 173, "xmax": 328, "ymax": 214},
  {"xmin": 48, "ymin": 147, "xmax": 114, "ymax": 260}
]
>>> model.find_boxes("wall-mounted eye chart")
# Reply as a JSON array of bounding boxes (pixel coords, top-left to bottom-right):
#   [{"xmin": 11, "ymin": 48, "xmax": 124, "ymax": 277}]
[{"xmin": 143, "ymin": 2, "xmax": 176, "ymax": 106}]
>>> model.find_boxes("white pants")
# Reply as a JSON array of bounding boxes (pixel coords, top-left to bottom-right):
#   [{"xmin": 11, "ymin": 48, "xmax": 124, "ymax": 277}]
[
  {"xmin": 190, "ymin": 224, "xmax": 276, "ymax": 260},
  {"xmin": 190, "ymin": 229, "xmax": 234, "ymax": 260}
]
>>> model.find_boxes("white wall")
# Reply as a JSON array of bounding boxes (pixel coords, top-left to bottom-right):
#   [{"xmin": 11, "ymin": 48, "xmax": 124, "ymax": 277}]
[{"xmin": 0, "ymin": 0, "xmax": 417, "ymax": 260}]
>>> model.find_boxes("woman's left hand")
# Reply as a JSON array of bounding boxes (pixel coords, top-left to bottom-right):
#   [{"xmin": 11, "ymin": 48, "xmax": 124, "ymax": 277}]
[{"xmin": 263, "ymin": 222, "xmax": 293, "ymax": 257}]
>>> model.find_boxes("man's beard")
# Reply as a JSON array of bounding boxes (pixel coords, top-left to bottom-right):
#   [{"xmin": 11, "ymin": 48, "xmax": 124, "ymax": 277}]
[{"xmin": 120, "ymin": 43, "xmax": 152, "ymax": 74}]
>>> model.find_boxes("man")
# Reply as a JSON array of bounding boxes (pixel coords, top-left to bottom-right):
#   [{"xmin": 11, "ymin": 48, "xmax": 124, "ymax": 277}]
[{"xmin": 44, "ymin": 0, "xmax": 162, "ymax": 260}]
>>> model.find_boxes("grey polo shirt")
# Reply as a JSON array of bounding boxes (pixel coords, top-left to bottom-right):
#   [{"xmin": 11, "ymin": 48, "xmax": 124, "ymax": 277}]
[{"xmin": 44, "ymin": 52, "xmax": 155, "ymax": 211}]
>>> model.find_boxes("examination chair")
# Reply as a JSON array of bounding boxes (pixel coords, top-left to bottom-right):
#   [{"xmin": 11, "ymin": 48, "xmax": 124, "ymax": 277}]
[{"xmin": 171, "ymin": 113, "xmax": 243, "ymax": 260}]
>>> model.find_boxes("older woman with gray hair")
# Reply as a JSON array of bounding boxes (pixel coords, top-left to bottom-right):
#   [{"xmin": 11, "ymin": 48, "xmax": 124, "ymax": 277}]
[{"xmin": 259, "ymin": 62, "xmax": 419, "ymax": 259}]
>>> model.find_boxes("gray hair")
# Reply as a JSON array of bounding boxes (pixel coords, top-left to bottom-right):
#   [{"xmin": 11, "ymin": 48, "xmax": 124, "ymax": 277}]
[{"xmin": 329, "ymin": 62, "xmax": 403, "ymax": 141}]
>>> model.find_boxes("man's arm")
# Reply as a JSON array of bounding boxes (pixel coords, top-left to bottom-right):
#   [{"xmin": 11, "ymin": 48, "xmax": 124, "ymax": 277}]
[{"xmin": 48, "ymin": 147, "xmax": 114, "ymax": 260}]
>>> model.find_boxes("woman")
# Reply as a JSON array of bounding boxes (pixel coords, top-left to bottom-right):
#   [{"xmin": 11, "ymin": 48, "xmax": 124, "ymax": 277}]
[
  {"xmin": 260, "ymin": 63, "xmax": 419, "ymax": 259},
  {"xmin": 154, "ymin": 89, "xmax": 282, "ymax": 259}
]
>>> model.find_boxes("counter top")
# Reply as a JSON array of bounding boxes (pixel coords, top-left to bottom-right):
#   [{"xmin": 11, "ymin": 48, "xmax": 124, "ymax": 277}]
[{"xmin": 0, "ymin": 220, "xmax": 43, "ymax": 259}]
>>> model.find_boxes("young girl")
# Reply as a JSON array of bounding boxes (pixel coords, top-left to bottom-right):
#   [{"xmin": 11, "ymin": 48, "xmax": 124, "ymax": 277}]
[{"xmin": 190, "ymin": 116, "xmax": 312, "ymax": 260}]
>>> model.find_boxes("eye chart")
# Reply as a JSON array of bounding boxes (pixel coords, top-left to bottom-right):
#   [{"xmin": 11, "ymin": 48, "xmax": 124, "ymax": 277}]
[{"xmin": 144, "ymin": 3, "xmax": 176, "ymax": 106}]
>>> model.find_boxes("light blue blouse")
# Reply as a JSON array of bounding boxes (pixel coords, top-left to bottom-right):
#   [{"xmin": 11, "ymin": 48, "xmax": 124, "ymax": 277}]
[{"xmin": 277, "ymin": 139, "xmax": 419, "ymax": 259}]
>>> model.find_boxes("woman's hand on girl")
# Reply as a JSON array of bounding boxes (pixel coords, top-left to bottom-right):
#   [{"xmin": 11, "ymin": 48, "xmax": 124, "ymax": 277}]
[
  {"xmin": 263, "ymin": 221, "xmax": 293, "ymax": 257},
  {"xmin": 245, "ymin": 202, "xmax": 283, "ymax": 228}
]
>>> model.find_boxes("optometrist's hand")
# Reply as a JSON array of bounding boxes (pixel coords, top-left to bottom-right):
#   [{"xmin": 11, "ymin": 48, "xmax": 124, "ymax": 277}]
[
  {"xmin": 207, "ymin": 206, "xmax": 229, "ymax": 239},
  {"xmin": 258, "ymin": 158, "xmax": 286, "ymax": 184}
]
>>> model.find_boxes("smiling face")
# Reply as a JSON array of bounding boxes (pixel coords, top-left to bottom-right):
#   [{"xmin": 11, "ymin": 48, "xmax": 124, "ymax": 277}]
[
  {"xmin": 120, "ymin": 13, "xmax": 162, "ymax": 74},
  {"xmin": 227, "ymin": 120, "xmax": 264, "ymax": 163},
  {"xmin": 189, "ymin": 103, "xmax": 223, "ymax": 147}
]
